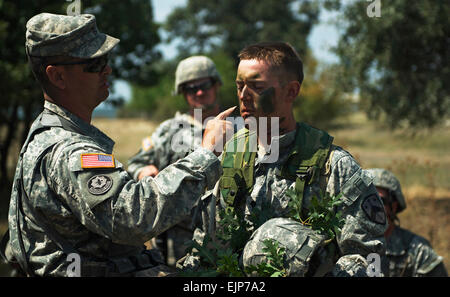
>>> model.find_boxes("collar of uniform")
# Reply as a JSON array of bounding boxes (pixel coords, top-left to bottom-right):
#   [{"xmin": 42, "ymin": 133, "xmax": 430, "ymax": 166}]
[
  {"xmin": 43, "ymin": 101, "xmax": 115, "ymax": 151},
  {"xmin": 256, "ymin": 127, "xmax": 297, "ymax": 163},
  {"xmin": 385, "ymin": 226, "xmax": 408, "ymax": 256}
]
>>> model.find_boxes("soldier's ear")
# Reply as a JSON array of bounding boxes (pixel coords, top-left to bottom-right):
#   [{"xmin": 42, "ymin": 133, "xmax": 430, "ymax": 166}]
[
  {"xmin": 46, "ymin": 65, "xmax": 67, "ymax": 90},
  {"xmin": 285, "ymin": 81, "xmax": 301, "ymax": 103}
]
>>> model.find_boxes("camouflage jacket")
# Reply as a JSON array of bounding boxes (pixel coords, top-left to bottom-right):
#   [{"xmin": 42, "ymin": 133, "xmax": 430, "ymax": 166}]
[
  {"xmin": 127, "ymin": 112, "xmax": 203, "ymax": 180},
  {"xmin": 7, "ymin": 101, "xmax": 221, "ymax": 276},
  {"xmin": 185, "ymin": 126, "xmax": 388, "ymax": 276},
  {"xmin": 383, "ymin": 226, "xmax": 448, "ymax": 277}
]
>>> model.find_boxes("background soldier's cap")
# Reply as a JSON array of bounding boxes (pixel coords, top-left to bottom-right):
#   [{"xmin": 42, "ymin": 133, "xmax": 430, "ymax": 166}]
[
  {"xmin": 366, "ymin": 168, "xmax": 407, "ymax": 213},
  {"xmin": 174, "ymin": 55, "xmax": 222, "ymax": 95},
  {"xmin": 25, "ymin": 13, "xmax": 120, "ymax": 58}
]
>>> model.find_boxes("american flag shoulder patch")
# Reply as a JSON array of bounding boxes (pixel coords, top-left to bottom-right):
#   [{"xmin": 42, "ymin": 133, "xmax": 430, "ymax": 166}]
[{"xmin": 81, "ymin": 153, "xmax": 115, "ymax": 169}]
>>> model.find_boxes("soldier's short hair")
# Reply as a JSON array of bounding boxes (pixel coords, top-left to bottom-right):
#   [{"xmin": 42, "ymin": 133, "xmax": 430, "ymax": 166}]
[
  {"xmin": 238, "ymin": 42, "xmax": 304, "ymax": 85},
  {"xmin": 27, "ymin": 55, "xmax": 73, "ymax": 94}
]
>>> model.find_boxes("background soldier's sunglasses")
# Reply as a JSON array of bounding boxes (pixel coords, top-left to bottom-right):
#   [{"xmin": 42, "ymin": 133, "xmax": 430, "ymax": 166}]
[
  {"xmin": 49, "ymin": 54, "xmax": 109, "ymax": 73},
  {"xmin": 182, "ymin": 79, "xmax": 214, "ymax": 94}
]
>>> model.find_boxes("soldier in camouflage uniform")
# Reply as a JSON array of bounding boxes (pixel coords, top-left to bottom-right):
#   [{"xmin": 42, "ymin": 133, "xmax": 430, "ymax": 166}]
[
  {"xmin": 127, "ymin": 56, "xmax": 223, "ymax": 267},
  {"xmin": 366, "ymin": 168, "xmax": 448, "ymax": 277},
  {"xmin": 181, "ymin": 42, "xmax": 388, "ymax": 277},
  {"xmin": 0, "ymin": 13, "xmax": 234, "ymax": 277}
]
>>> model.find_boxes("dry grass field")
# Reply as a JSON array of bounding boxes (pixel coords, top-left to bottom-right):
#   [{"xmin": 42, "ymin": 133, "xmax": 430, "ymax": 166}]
[{"xmin": 1, "ymin": 112, "xmax": 449, "ymax": 275}]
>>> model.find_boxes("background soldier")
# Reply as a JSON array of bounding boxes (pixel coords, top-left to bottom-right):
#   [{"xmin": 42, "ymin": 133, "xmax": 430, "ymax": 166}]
[
  {"xmin": 0, "ymin": 13, "xmax": 233, "ymax": 276},
  {"xmin": 127, "ymin": 56, "xmax": 223, "ymax": 266},
  {"xmin": 182, "ymin": 42, "xmax": 387, "ymax": 276},
  {"xmin": 366, "ymin": 168, "xmax": 448, "ymax": 277}
]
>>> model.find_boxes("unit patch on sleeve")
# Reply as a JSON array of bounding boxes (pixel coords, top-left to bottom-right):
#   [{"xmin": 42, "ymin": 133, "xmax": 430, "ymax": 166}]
[
  {"xmin": 362, "ymin": 194, "xmax": 386, "ymax": 225},
  {"xmin": 87, "ymin": 174, "xmax": 113, "ymax": 195},
  {"xmin": 81, "ymin": 153, "xmax": 115, "ymax": 168},
  {"xmin": 142, "ymin": 136, "xmax": 154, "ymax": 152}
]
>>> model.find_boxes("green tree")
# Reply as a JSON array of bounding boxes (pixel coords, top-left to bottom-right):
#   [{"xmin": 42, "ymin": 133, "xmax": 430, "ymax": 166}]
[
  {"xmin": 295, "ymin": 51, "xmax": 350, "ymax": 129},
  {"xmin": 0, "ymin": 0, "xmax": 161, "ymax": 187},
  {"xmin": 164, "ymin": 0, "xmax": 321, "ymax": 64},
  {"xmin": 330, "ymin": 0, "xmax": 450, "ymax": 129}
]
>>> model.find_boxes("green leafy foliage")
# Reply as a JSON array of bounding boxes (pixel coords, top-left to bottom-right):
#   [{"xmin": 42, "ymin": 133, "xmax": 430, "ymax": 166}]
[
  {"xmin": 294, "ymin": 53, "xmax": 351, "ymax": 130},
  {"xmin": 329, "ymin": 0, "xmax": 450, "ymax": 129},
  {"xmin": 181, "ymin": 207, "xmax": 248, "ymax": 277},
  {"xmin": 287, "ymin": 188, "xmax": 345, "ymax": 241},
  {"xmin": 216, "ymin": 206, "xmax": 252, "ymax": 252},
  {"xmin": 165, "ymin": 0, "xmax": 320, "ymax": 63},
  {"xmin": 216, "ymin": 248, "xmax": 245, "ymax": 277},
  {"xmin": 184, "ymin": 188, "xmax": 344, "ymax": 277},
  {"xmin": 308, "ymin": 193, "xmax": 345, "ymax": 240},
  {"xmin": 245, "ymin": 239, "xmax": 287, "ymax": 277},
  {"xmin": 286, "ymin": 188, "xmax": 303, "ymax": 222},
  {"xmin": 182, "ymin": 205, "xmax": 288, "ymax": 277}
]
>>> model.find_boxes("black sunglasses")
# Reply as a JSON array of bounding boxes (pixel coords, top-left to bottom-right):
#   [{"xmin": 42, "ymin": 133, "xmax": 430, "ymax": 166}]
[
  {"xmin": 182, "ymin": 79, "xmax": 214, "ymax": 94},
  {"xmin": 49, "ymin": 54, "xmax": 109, "ymax": 73}
]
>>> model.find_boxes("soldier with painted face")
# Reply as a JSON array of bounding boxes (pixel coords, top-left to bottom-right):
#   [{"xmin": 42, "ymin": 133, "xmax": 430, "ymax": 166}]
[
  {"xmin": 182, "ymin": 42, "xmax": 387, "ymax": 277},
  {"xmin": 127, "ymin": 56, "xmax": 223, "ymax": 266},
  {"xmin": 0, "ymin": 13, "xmax": 234, "ymax": 277},
  {"xmin": 366, "ymin": 168, "xmax": 448, "ymax": 277}
]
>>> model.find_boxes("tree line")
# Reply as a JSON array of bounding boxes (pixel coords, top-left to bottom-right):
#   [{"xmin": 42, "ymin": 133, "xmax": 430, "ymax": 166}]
[{"xmin": 1, "ymin": 0, "xmax": 449, "ymax": 187}]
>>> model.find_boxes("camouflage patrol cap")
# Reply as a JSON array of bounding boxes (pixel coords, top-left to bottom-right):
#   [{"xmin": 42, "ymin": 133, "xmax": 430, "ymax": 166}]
[
  {"xmin": 174, "ymin": 55, "xmax": 222, "ymax": 95},
  {"xmin": 242, "ymin": 218, "xmax": 328, "ymax": 276},
  {"xmin": 366, "ymin": 168, "xmax": 406, "ymax": 213},
  {"xmin": 25, "ymin": 13, "xmax": 119, "ymax": 58}
]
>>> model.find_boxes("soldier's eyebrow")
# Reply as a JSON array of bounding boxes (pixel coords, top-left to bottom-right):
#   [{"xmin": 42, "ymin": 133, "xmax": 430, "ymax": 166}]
[{"xmin": 236, "ymin": 72, "xmax": 262, "ymax": 83}]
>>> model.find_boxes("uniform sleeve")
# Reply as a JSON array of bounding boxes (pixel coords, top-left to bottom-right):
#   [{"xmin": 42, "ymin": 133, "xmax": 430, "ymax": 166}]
[
  {"xmin": 327, "ymin": 148, "xmax": 387, "ymax": 275},
  {"xmin": 410, "ymin": 236, "xmax": 448, "ymax": 277},
  {"xmin": 48, "ymin": 140, "xmax": 222, "ymax": 247}
]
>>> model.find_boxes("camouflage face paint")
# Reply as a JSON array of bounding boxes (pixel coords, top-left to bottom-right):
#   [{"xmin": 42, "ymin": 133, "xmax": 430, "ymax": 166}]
[{"xmin": 257, "ymin": 87, "xmax": 275, "ymax": 114}]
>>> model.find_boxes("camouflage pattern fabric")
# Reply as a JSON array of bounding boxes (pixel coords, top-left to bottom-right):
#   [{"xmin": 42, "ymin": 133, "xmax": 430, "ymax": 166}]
[
  {"xmin": 332, "ymin": 255, "xmax": 370, "ymax": 277},
  {"xmin": 183, "ymin": 125, "xmax": 388, "ymax": 276},
  {"xmin": 128, "ymin": 112, "xmax": 203, "ymax": 180},
  {"xmin": 242, "ymin": 218, "xmax": 330, "ymax": 276},
  {"xmin": 383, "ymin": 226, "xmax": 448, "ymax": 277},
  {"xmin": 366, "ymin": 168, "xmax": 406, "ymax": 212},
  {"xmin": 174, "ymin": 56, "xmax": 222, "ymax": 95},
  {"xmin": 8, "ymin": 101, "xmax": 221, "ymax": 276},
  {"xmin": 26, "ymin": 13, "xmax": 119, "ymax": 58},
  {"xmin": 127, "ymin": 112, "xmax": 204, "ymax": 266}
]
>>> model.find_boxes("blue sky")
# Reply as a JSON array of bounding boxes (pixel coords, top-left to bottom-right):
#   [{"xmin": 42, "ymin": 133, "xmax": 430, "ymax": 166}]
[{"xmin": 109, "ymin": 0, "xmax": 340, "ymax": 104}]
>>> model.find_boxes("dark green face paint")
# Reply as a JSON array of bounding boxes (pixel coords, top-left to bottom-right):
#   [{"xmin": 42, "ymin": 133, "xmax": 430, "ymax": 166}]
[{"xmin": 258, "ymin": 87, "xmax": 275, "ymax": 114}]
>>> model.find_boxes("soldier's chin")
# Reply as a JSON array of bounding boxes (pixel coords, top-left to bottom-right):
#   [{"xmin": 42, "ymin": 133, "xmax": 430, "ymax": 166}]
[{"xmin": 95, "ymin": 92, "xmax": 109, "ymax": 107}]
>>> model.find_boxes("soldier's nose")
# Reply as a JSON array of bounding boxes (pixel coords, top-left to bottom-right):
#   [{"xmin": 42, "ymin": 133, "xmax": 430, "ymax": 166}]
[{"xmin": 196, "ymin": 89, "xmax": 204, "ymax": 96}]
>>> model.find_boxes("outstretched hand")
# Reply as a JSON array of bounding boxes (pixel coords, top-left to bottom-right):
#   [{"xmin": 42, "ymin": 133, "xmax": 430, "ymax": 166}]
[{"xmin": 202, "ymin": 106, "xmax": 236, "ymax": 156}]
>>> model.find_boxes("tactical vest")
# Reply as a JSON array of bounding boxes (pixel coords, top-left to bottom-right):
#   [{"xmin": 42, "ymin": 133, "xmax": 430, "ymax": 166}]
[{"xmin": 218, "ymin": 122, "xmax": 333, "ymax": 212}]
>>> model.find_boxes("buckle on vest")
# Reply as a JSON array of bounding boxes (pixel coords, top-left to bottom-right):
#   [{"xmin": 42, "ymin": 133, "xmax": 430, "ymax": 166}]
[
  {"xmin": 296, "ymin": 166, "xmax": 313, "ymax": 181},
  {"xmin": 296, "ymin": 166, "xmax": 318, "ymax": 185}
]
